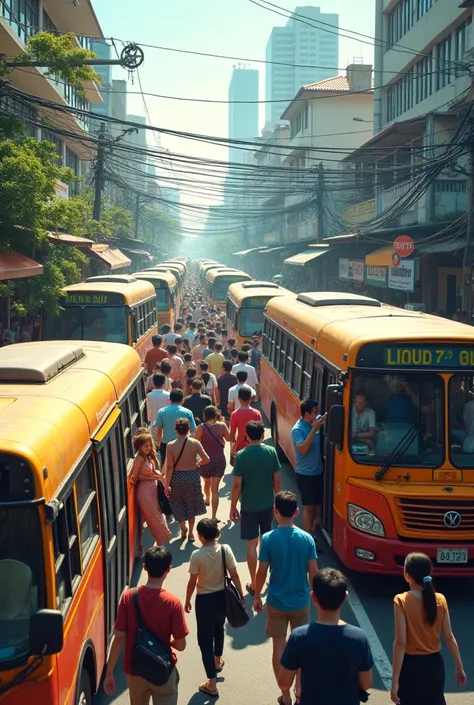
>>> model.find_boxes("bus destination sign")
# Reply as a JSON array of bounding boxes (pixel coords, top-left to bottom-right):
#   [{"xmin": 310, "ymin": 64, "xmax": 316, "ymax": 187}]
[
  {"xmin": 248, "ymin": 297, "xmax": 270, "ymax": 307},
  {"xmin": 64, "ymin": 292, "xmax": 124, "ymax": 306},
  {"xmin": 357, "ymin": 344, "xmax": 474, "ymax": 369}
]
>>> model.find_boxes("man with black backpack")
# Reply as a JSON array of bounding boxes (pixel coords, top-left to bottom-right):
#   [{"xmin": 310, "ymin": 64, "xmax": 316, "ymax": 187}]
[{"xmin": 103, "ymin": 546, "xmax": 189, "ymax": 705}]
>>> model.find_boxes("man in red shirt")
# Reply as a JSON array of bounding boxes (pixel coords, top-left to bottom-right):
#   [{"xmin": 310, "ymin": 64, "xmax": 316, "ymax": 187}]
[
  {"xmin": 103, "ymin": 546, "xmax": 189, "ymax": 705},
  {"xmin": 143, "ymin": 335, "xmax": 168, "ymax": 374},
  {"xmin": 230, "ymin": 385, "xmax": 262, "ymax": 456}
]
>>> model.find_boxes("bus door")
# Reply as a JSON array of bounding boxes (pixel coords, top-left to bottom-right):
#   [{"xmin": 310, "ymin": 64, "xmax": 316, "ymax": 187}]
[
  {"xmin": 93, "ymin": 408, "xmax": 129, "ymax": 642},
  {"xmin": 321, "ymin": 369, "xmax": 338, "ymax": 542}
]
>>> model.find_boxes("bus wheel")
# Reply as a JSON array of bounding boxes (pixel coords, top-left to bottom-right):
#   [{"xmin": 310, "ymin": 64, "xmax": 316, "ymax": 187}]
[
  {"xmin": 271, "ymin": 408, "xmax": 286, "ymax": 462},
  {"xmin": 76, "ymin": 668, "xmax": 92, "ymax": 705}
]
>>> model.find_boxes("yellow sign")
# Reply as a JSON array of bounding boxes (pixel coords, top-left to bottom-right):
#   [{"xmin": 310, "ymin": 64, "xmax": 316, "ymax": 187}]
[
  {"xmin": 65, "ymin": 294, "xmax": 109, "ymax": 305},
  {"xmin": 433, "ymin": 469, "xmax": 462, "ymax": 482}
]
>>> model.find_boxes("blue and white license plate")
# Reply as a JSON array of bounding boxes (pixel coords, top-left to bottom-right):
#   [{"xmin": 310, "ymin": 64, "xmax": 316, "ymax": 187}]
[{"xmin": 437, "ymin": 548, "xmax": 468, "ymax": 564}]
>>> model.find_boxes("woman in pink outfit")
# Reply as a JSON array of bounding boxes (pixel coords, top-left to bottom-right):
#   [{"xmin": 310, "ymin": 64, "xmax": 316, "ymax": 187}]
[{"xmin": 130, "ymin": 430, "xmax": 171, "ymax": 552}]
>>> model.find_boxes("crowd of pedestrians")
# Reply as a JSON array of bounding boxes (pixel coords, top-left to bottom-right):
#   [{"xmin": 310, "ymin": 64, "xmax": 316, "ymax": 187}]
[{"xmin": 103, "ymin": 265, "xmax": 466, "ymax": 705}]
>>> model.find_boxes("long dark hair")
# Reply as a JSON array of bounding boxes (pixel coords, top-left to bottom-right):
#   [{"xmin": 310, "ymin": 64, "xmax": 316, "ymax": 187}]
[
  {"xmin": 404, "ymin": 552, "xmax": 437, "ymax": 625},
  {"xmin": 201, "ymin": 372, "xmax": 210, "ymax": 387}
]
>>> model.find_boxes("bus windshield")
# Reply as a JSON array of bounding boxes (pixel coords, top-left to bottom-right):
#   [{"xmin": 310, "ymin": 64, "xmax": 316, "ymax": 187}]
[
  {"xmin": 214, "ymin": 279, "xmax": 241, "ymax": 300},
  {"xmin": 155, "ymin": 289, "xmax": 170, "ymax": 311},
  {"xmin": 449, "ymin": 374, "xmax": 474, "ymax": 468},
  {"xmin": 239, "ymin": 306, "xmax": 264, "ymax": 337},
  {"xmin": 350, "ymin": 372, "xmax": 444, "ymax": 467},
  {"xmin": 0, "ymin": 506, "xmax": 44, "ymax": 667},
  {"xmin": 43, "ymin": 306, "xmax": 128, "ymax": 344}
]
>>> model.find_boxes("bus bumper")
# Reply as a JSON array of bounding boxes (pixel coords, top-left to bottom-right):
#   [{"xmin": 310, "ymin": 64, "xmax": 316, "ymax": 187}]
[{"xmin": 332, "ymin": 511, "xmax": 474, "ymax": 576}]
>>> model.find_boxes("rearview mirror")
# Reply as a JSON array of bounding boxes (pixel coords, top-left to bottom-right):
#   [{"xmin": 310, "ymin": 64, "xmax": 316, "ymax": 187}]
[
  {"xmin": 30, "ymin": 609, "xmax": 63, "ymax": 655},
  {"xmin": 328, "ymin": 405, "xmax": 344, "ymax": 448},
  {"xmin": 326, "ymin": 383, "xmax": 343, "ymax": 409}
]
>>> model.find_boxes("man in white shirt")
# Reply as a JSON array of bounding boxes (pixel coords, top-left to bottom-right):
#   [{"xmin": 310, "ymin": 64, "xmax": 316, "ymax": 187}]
[
  {"xmin": 147, "ymin": 373, "xmax": 170, "ymax": 424},
  {"xmin": 227, "ymin": 371, "xmax": 257, "ymax": 414},
  {"xmin": 232, "ymin": 351, "xmax": 259, "ymax": 396},
  {"xmin": 351, "ymin": 392, "xmax": 376, "ymax": 449}
]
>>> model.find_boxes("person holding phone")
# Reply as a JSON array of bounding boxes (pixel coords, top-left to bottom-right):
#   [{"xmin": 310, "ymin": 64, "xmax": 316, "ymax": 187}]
[{"xmin": 291, "ymin": 399, "xmax": 327, "ymax": 541}]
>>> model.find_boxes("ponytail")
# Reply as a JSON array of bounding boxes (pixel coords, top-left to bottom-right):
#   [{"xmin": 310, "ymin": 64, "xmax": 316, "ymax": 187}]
[
  {"xmin": 202, "ymin": 372, "xmax": 210, "ymax": 386},
  {"xmin": 405, "ymin": 552, "xmax": 437, "ymax": 625}
]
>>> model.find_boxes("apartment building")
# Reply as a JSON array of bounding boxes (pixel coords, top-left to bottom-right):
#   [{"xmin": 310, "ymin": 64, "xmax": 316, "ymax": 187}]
[
  {"xmin": 0, "ymin": 0, "xmax": 104, "ymax": 193},
  {"xmin": 228, "ymin": 65, "xmax": 259, "ymax": 166}
]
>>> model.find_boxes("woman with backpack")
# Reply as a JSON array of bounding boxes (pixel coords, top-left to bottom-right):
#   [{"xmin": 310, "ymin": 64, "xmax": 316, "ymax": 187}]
[
  {"xmin": 194, "ymin": 406, "xmax": 230, "ymax": 520},
  {"xmin": 391, "ymin": 552, "xmax": 466, "ymax": 705}
]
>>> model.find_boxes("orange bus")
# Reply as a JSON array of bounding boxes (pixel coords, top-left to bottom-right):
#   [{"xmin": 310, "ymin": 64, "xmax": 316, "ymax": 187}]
[
  {"xmin": 133, "ymin": 271, "xmax": 178, "ymax": 328},
  {"xmin": 41, "ymin": 277, "xmax": 156, "ymax": 362},
  {"xmin": 226, "ymin": 281, "xmax": 292, "ymax": 346},
  {"xmin": 262, "ymin": 291, "xmax": 474, "ymax": 576},
  {"xmin": 0, "ymin": 341, "xmax": 147, "ymax": 704},
  {"xmin": 205, "ymin": 269, "xmax": 252, "ymax": 309},
  {"xmin": 143, "ymin": 264, "xmax": 185, "ymax": 313},
  {"xmin": 199, "ymin": 261, "xmax": 222, "ymax": 286}
]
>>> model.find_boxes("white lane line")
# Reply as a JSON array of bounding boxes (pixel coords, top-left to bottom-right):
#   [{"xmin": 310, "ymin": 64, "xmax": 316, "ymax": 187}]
[{"xmin": 346, "ymin": 579, "xmax": 393, "ymax": 691}]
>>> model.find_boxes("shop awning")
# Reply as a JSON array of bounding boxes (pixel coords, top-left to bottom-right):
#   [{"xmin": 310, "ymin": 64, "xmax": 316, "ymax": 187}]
[
  {"xmin": 0, "ymin": 251, "xmax": 43, "ymax": 280},
  {"xmin": 417, "ymin": 239, "xmax": 465, "ymax": 255},
  {"xmin": 233, "ymin": 246, "xmax": 268, "ymax": 256},
  {"xmin": 47, "ymin": 232, "xmax": 95, "ymax": 245},
  {"xmin": 365, "ymin": 245, "xmax": 395, "ymax": 267},
  {"xmin": 284, "ymin": 248, "xmax": 329, "ymax": 266},
  {"xmin": 89, "ymin": 245, "xmax": 131, "ymax": 270}
]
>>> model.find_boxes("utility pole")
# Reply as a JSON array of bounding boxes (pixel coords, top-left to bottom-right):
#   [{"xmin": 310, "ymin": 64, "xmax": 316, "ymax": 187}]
[
  {"xmin": 135, "ymin": 194, "xmax": 141, "ymax": 238},
  {"xmin": 463, "ymin": 109, "xmax": 474, "ymax": 317},
  {"xmin": 317, "ymin": 162, "xmax": 325, "ymax": 241},
  {"xmin": 93, "ymin": 123, "xmax": 106, "ymax": 221}
]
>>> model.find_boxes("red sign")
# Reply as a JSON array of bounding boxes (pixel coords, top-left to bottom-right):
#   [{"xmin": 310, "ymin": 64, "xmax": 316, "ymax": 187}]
[
  {"xmin": 392, "ymin": 252, "xmax": 401, "ymax": 267},
  {"xmin": 393, "ymin": 235, "xmax": 415, "ymax": 258}
]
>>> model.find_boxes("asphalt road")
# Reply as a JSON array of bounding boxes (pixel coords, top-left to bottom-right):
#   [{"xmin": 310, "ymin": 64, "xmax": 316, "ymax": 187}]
[{"xmin": 95, "ymin": 429, "xmax": 474, "ymax": 705}]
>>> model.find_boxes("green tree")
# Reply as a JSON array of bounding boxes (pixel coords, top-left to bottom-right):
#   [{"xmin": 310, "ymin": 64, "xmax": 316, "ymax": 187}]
[{"xmin": 139, "ymin": 203, "xmax": 182, "ymax": 247}]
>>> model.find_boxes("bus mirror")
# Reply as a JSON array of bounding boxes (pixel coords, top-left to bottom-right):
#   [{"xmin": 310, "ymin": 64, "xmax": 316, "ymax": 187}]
[
  {"xmin": 30, "ymin": 609, "xmax": 63, "ymax": 655},
  {"xmin": 326, "ymin": 383, "xmax": 343, "ymax": 409},
  {"xmin": 328, "ymin": 405, "xmax": 344, "ymax": 447}
]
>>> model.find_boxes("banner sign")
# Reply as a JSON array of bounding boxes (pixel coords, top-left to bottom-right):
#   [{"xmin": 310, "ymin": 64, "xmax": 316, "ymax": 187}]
[
  {"xmin": 388, "ymin": 259, "xmax": 415, "ymax": 292},
  {"xmin": 364, "ymin": 265, "xmax": 387, "ymax": 288}
]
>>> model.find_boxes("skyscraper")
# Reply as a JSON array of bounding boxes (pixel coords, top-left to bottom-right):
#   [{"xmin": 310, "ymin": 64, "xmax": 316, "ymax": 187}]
[
  {"xmin": 266, "ymin": 6, "xmax": 339, "ymax": 123},
  {"xmin": 228, "ymin": 65, "xmax": 259, "ymax": 166}
]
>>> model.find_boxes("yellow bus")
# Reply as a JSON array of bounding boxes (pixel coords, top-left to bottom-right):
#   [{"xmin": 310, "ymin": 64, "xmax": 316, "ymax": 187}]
[
  {"xmin": 162, "ymin": 259, "xmax": 188, "ymax": 275},
  {"xmin": 143, "ymin": 265, "xmax": 185, "ymax": 311},
  {"xmin": 262, "ymin": 291, "xmax": 474, "ymax": 576},
  {"xmin": 205, "ymin": 269, "xmax": 252, "ymax": 308},
  {"xmin": 41, "ymin": 277, "xmax": 156, "ymax": 362},
  {"xmin": 226, "ymin": 280, "xmax": 292, "ymax": 346},
  {"xmin": 199, "ymin": 261, "xmax": 223, "ymax": 286},
  {"xmin": 133, "ymin": 271, "xmax": 178, "ymax": 328},
  {"xmin": 0, "ymin": 341, "xmax": 146, "ymax": 705}
]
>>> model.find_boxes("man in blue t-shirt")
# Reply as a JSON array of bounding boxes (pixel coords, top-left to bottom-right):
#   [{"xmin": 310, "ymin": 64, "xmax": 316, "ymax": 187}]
[
  {"xmin": 254, "ymin": 491, "xmax": 318, "ymax": 705},
  {"xmin": 155, "ymin": 388, "xmax": 196, "ymax": 465},
  {"xmin": 279, "ymin": 568, "xmax": 373, "ymax": 705},
  {"xmin": 291, "ymin": 399, "xmax": 327, "ymax": 537}
]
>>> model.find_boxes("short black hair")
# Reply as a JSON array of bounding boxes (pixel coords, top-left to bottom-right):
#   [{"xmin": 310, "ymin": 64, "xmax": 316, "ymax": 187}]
[
  {"xmin": 144, "ymin": 546, "xmax": 172, "ymax": 578},
  {"xmin": 222, "ymin": 360, "xmax": 233, "ymax": 372},
  {"xmin": 191, "ymin": 378, "xmax": 203, "ymax": 390},
  {"xmin": 170, "ymin": 388, "xmax": 184, "ymax": 403},
  {"xmin": 246, "ymin": 420, "xmax": 265, "ymax": 440},
  {"xmin": 167, "ymin": 344, "xmax": 178, "ymax": 354},
  {"xmin": 200, "ymin": 361, "xmax": 209, "ymax": 371},
  {"xmin": 300, "ymin": 398, "xmax": 319, "ymax": 417},
  {"xmin": 312, "ymin": 569, "xmax": 347, "ymax": 611},
  {"xmin": 221, "ymin": 329, "xmax": 228, "ymax": 336},
  {"xmin": 196, "ymin": 518, "xmax": 220, "ymax": 540},
  {"xmin": 238, "ymin": 350, "xmax": 249, "ymax": 362},
  {"xmin": 152, "ymin": 335, "xmax": 161, "ymax": 346},
  {"xmin": 275, "ymin": 491, "xmax": 298, "ymax": 517},
  {"xmin": 238, "ymin": 385, "xmax": 252, "ymax": 402},
  {"xmin": 228, "ymin": 338, "xmax": 236, "ymax": 346},
  {"xmin": 160, "ymin": 360, "xmax": 172, "ymax": 374},
  {"xmin": 152, "ymin": 373, "xmax": 166, "ymax": 388},
  {"xmin": 236, "ymin": 370, "xmax": 248, "ymax": 383},
  {"xmin": 215, "ymin": 342, "xmax": 223, "ymax": 351},
  {"xmin": 161, "ymin": 324, "xmax": 171, "ymax": 334}
]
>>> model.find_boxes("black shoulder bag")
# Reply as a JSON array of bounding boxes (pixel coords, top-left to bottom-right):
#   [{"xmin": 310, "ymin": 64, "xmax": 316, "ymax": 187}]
[
  {"xmin": 221, "ymin": 546, "xmax": 249, "ymax": 629},
  {"xmin": 131, "ymin": 588, "xmax": 175, "ymax": 686}
]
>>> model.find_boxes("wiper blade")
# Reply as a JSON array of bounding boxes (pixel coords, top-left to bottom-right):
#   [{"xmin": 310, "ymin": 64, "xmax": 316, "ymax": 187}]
[{"xmin": 375, "ymin": 423, "xmax": 418, "ymax": 482}]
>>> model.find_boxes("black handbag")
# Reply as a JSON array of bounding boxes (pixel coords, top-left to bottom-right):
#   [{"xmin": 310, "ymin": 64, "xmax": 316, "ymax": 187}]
[
  {"xmin": 157, "ymin": 480, "xmax": 172, "ymax": 517},
  {"xmin": 221, "ymin": 546, "xmax": 249, "ymax": 629},
  {"xmin": 131, "ymin": 588, "xmax": 175, "ymax": 686}
]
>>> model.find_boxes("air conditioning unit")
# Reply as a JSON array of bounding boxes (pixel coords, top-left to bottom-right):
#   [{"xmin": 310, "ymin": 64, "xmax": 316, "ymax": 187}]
[{"xmin": 465, "ymin": 23, "xmax": 474, "ymax": 57}]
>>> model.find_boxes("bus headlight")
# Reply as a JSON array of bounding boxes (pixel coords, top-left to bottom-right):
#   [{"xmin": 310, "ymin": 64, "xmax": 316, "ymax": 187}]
[{"xmin": 348, "ymin": 504, "xmax": 385, "ymax": 537}]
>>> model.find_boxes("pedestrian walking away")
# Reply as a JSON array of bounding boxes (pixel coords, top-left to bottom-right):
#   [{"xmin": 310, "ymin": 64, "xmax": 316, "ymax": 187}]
[
  {"xmin": 278, "ymin": 569, "xmax": 374, "ymax": 705},
  {"xmin": 227, "ymin": 370, "xmax": 257, "ymax": 414},
  {"xmin": 291, "ymin": 399, "xmax": 327, "ymax": 541},
  {"xmin": 254, "ymin": 491, "xmax": 318, "ymax": 705},
  {"xmin": 147, "ymin": 373, "xmax": 170, "ymax": 425},
  {"xmin": 185, "ymin": 518, "xmax": 244, "ymax": 699},
  {"xmin": 391, "ymin": 552, "xmax": 466, "ymax": 705},
  {"xmin": 155, "ymin": 388, "xmax": 196, "ymax": 466},
  {"xmin": 230, "ymin": 420, "xmax": 281, "ymax": 595},
  {"xmin": 229, "ymin": 386, "xmax": 262, "ymax": 460},
  {"xmin": 143, "ymin": 335, "xmax": 168, "ymax": 375},
  {"xmin": 165, "ymin": 417, "xmax": 209, "ymax": 542},
  {"xmin": 232, "ymin": 350, "xmax": 259, "ymax": 397},
  {"xmin": 216, "ymin": 359, "xmax": 237, "ymax": 419},
  {"xmin": 183, "ymin": 378, "xmax": 212, "ymax": 425},
  {"xmin": 130, "ymin": 431, "xmax": 171, "ymax": 556},
  {"xmin": 103, "ymin": 547, "xmax": 189, "ymax": 705},
  {"xmin": 194, "ymin": 405, "xmax": 230, "ymax": 519}
]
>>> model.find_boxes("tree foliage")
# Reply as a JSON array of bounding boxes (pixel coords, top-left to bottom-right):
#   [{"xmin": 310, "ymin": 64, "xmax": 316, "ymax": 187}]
[{"xmin": 139, "ymin": 203, "xmax": 182, "ymax": 247}]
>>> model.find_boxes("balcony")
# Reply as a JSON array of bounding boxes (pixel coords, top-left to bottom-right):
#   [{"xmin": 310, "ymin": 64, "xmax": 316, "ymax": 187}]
[{"xmin": 342, "ymin": 198, "xmax": 376, "ymax": 224}]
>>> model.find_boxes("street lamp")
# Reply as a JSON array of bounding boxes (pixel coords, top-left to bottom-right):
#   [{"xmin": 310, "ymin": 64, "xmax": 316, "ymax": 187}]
[{"xmin": 352, "ymin": 117, "xmax": 374, "ymax": 123}]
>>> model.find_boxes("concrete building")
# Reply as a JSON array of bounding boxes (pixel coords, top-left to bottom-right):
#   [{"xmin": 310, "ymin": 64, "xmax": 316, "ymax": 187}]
[
  {"xmin": 0, "ymin": 0, "xmax": 104, "ymax": 193},
  {"xmin": 228, "ymin": 65, "xmax": 259, "ymax": 166},
  {"xmin": 266, "ymin": 6, "xmax": 339, "ymax": 124}
]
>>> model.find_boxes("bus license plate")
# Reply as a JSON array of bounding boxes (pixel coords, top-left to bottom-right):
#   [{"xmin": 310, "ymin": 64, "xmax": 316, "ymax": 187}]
[{"xmin": 437, "ymin": 548, "xmax": 468, "ymax": 564}]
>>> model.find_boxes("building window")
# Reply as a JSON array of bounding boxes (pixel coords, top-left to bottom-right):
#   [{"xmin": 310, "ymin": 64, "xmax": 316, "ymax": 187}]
[
  {"xmin": 434, "ymin": 180, "xmax": 467, "ymax": 193},
  {"xmin": 455, "ymin": 17, "xmax": 473, "ymax": 62},
  {"xmin": 1, "ymin": 0, "xmax": 40, "ymax": 43},
  {"xmin": 42, "ymin": 130, "xmax": 63, "ymax": 164},
  {"xmin": 65, "ymin": 147, "xmax": 80, "ymax": 195},
  {"xmin": 42, "ymin": 9, "xmax": 57, "ymax": 33},
  {"xmin": 388, "ymin": 0, "xmax": 438, "ymax": 48},
  {"xmin": 437, "ymin": 35, "xmax": 453, "ymax": 90}
]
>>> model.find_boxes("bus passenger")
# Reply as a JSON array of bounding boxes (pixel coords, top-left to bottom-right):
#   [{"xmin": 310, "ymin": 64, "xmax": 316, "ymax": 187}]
[{"xmin": 351, "ymin": 393, "xmax": 376, "ymax": 450}]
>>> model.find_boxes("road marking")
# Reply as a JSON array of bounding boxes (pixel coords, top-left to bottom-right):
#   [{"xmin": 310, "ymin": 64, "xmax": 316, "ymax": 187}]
[{"xmin": 346, "ymin": 579, "xmax": 393, "ymax": 690}]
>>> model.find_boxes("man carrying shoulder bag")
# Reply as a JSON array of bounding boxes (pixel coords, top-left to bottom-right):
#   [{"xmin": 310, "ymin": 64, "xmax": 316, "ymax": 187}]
[{"xmin": 104, "ymin": 546, "xmax": 189, "ymax": 705}]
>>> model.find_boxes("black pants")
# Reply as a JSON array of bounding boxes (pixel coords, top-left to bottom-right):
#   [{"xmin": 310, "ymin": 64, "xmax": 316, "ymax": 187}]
[
  {"xmin": 195, "ymin": 590, "xmax": 226, "ymax": 679},
  {"xmin": 159, "ymin": 442, "xmax": 167, "ymax": 467},
  {"xmin": 398, "ymin": 652, "xmax": 446, "ymax": 705}
]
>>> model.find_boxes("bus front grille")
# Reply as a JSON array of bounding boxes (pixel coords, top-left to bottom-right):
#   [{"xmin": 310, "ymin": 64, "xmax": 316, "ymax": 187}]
[{"xmin": 398, "ymin": 498, "xmax": 474, "ymax": 532}]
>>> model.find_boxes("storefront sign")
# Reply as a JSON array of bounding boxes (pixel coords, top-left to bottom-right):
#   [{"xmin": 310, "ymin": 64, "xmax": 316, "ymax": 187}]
[
  {"xmin": 388, "ymin": 259, "xmax": 415, "ymax": 292},
  {"xmin": 393, "ymin": 235, "xmax": 415, "ymax": 258},
  {"xmin": 339, "ymin": 258, "xmax": 364, "ymax": 282},
  {"xmin": 364, "ymin": 265, "xmax": 387, "ymax": 288},
  {"xmin": 55, "ymin": 180, "xmax": 69, "ymax": 200}
]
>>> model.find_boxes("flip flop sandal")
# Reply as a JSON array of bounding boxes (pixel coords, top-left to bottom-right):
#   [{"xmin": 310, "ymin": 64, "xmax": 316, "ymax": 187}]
[
  {"xmin": 215, "ymin": 659, "xmax": 225, "ymax": 673},
  {"xmin": 188, "ymin": 534, "xmax": 196, "ymax": 542},
  {"xmin": 199, "ymin": 684, "xmax": 219, "ymax": 698},
  {"xmin": 180, "ymin": 528, "xmax": 188, "ymax": 540},
  {"xmin": 277, "ymin": 697, "xmax": 292, "ymax": 705}
]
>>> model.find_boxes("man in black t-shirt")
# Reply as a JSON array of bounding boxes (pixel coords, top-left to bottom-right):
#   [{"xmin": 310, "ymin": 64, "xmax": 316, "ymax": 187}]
[
  {"xmin": 217, "ymin": 360, "xmax": 237, "ymax": 419},
  {"xmin": 183, "ymin": 378, "xmax": 212, "ymax": 425},
  {"xmin": 279, "ymin": 569, "xmax": 373, "ymax": 705}
]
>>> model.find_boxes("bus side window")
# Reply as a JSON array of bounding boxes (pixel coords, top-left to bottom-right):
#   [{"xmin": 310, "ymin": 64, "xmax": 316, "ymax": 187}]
[
  {"xmin": 311, "ymin": 366, "xmax": 322, "ymax": 405},
  {"xmin": 120, "ymin": 400, "xmax": 133, "ymax": 461},
  {"xmin": 146, "ymin": 299, "xmax": 155, "ymax": 331},
  {"xmin": 52, "ymin": 492, "xmax": 81, "ymax": 613},
  {"xmin": 285, "ymin": 338, "xmax": 294, "ymax": 388},
  {"xmin": 302, "ymin": 350, "xmax": 313, "ymax": 400},
  {"xmin": 293, "ymin": 344, "xmax": 303, "ymax": 397},
  {"xmin": 129, "ymin": 387, "xmax": 140, "ymax": 438},
  {"xmin": 273, "ymin": 328, "xmax": 280, "ymax": 369},
  {"xmin": 279, "ymin": 333, "xmax": 286, "ymax": 375},
  {"xmin": 262, "ymin": 318, "xmax": 271, "ymax": 357},
  {"xmin": 74, "ymin": 458, "xmax": 99, "ymax": 569},
  {"xmin": 137, "ymin": 376, "xmax": 147, "ymax": 427}
]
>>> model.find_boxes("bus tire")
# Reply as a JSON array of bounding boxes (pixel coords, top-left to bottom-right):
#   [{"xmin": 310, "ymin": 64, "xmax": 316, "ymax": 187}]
[
  {"xmin": 271, "ymin": 406, "xmax": 286, "ymax": 462},
  {"xmin": 75, "ymin": 667, "xmax": 92, "ymax": 705}
]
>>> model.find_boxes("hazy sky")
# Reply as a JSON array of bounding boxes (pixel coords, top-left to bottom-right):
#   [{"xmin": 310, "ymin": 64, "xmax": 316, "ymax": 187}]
[{"xmin": 92, "ymin": 0, "xmax": 375, "ymax": 228}]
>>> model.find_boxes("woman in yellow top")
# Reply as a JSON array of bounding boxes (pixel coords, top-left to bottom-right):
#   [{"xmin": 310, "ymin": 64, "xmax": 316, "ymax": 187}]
[{"xmin": 391, "ymin": 552, "xmax": 466, "ymax": 705}]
